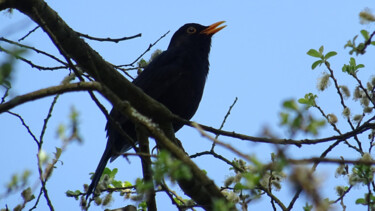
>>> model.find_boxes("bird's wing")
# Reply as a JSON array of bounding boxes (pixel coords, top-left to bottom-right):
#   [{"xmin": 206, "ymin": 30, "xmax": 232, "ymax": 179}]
[{"xmin": 132, "ymin": 48, "xmax": 186, "ymax": 99}]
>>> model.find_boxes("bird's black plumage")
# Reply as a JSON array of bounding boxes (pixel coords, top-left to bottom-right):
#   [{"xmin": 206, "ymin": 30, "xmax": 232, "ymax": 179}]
[{"xmin": 86, "ymin": 21, "xmax": 226, "ymax": 198}]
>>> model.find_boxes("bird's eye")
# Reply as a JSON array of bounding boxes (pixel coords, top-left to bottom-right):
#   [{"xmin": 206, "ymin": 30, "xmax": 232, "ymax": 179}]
[{"xmin": 186, "ymin": 26, "xmax": 196, "ymax": 34}]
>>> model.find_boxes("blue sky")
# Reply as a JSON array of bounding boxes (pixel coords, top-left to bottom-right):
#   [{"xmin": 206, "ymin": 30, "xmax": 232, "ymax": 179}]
[{"xmin": 1, "ymin": 1, "xmax": 375, "ymax": 210}]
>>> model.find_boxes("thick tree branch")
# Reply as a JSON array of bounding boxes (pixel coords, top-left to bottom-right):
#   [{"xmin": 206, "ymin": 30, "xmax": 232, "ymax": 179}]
[
  {"xmin": 136, "ymin": 125, "xmax": 157, "ymax": 211},
  {"xmin": 0, "ymin": 82, "xmax": 99, "ymax": 113}
]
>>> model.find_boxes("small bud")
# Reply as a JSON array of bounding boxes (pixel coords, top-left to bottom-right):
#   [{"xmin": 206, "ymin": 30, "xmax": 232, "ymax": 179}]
[
  {"xmin": 364, "ymin": 107, "xmax": 373, "ymax": 113},
  {"xmin": 353, "ymin": 114, "xmax": 363, "ymax": 123},
  {"xmin": 335, "ymin": 186, "xmax": 346, "ymax": 196},
  {"xmin": 371, "ymin": 76, "xmax": 375, "ymax": 86},
  {"xmin": 224, "ymin": 176, "xmax": 235, "ymax": 187},
  {"xmin": 327, "ymin": 114, "xmax": 338, "ymax": 124},
  {"xmin": 317, "ymin": 73, "xmax": 331, "ymax": 91},
  {"xmin": 80, "ymin": 196, "xmax": 87, "ymax": 207},
  {"xmin": 353, "ymin": 86, "xmax": 362, "ymax": 100},
  {"xmin": 340, "ymin": 86, "xmax": 351, "ymax": 98},
  {"xmin": 369, "ymin": 130, "xmax": 375, "ymax": 140},
  {"xmin": 226, "ymin": 191, "xmax": 239, "ymax": 203},
  {"xmin": 361, "ymin": 153, "xmax": 373, "ymax": 162},
  {"xmin": 367, "ymin": 82, "xmax": 373, "ymax": 91},
  {"xmin": 150, "ymin": 49, "xmax": 163, "ymax": 62},
  {"xmin": 102, "ymin": 193, "xmax": 112, "ymax": 206},
  {"xmin": 234, "ymin": 173, "xmax": 242, "ymax": 183},
  {"xmin": 342, "ymin": 107, "xmax": 351, "ymax": 117},
  {"xmin": 94, "ymin": 196, "xmax": 102, "ymax": 205},
  {"xmin": 335, "ymin": 165, "xmax": 347, "ymax": 177},
  {"xmin": 360, "ymin": 97, "xmax": 370, "ymax": 107},
  {"xmin": 360, "ymin": 9, "xmax": 375, "ymax": 24},
  {"xmin": 130, "ymin": 194, "xmax": 143, "ymax": 201}
]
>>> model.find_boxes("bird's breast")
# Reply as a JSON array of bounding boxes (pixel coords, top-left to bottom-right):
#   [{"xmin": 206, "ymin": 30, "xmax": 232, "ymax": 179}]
[{"xmin": 160, "ymin": 70, "xmax": 206, "ymax": 120}]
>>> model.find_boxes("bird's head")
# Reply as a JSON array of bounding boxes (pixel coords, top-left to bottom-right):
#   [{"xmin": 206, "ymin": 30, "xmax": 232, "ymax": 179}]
[{"xmin": 168, "ymin": 21, "xmax": 226, "ymax": 51}]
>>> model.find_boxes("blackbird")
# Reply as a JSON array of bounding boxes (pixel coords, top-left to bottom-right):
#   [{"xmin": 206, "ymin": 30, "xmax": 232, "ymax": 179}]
[{"xmin": 87, "ymin": 21, "xmax": 226, "ymax": 198}]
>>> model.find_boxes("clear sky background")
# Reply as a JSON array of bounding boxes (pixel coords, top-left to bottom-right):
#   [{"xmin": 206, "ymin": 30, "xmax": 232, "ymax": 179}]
[{"xmin": 1, "ymin": 1, "xmax": 375, "ymax": 210}]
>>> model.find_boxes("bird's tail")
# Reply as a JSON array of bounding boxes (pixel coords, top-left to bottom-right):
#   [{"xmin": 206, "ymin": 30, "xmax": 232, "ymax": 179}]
[{"xmin": 86, "ymin": 145, "xmax": 112, "ymax": 200}]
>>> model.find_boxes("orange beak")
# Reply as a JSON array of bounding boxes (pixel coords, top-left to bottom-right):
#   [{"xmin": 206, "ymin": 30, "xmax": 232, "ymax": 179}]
[{"xmin": 200, "ymin": 21, "xmax": 226, "ymax": 35}]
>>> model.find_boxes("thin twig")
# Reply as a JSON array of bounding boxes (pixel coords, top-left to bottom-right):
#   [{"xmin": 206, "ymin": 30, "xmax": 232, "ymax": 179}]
[
  {"xmin": 211, "ymin": 97, "xmax": 238, "ymax": 150},
  {"xmin": 18, "ymin": 26, "xmax": 40, "ymax": 42},
  {"xmin": 6, "ymin": 111, "xmax": 39, "ymax": 146},
  {"xmin": 0, "ymin": 45, "xmax": 66, "ymax": 70},
  {"xmin": 117, "ymin": 30, "xmax": 170, "ymax": 67},
  {"xmin": 0, "ymin": 37, "xmax": 68, "ymax": 66},
  {"xmin": 288, "ymin": 157, "xmax": 375, "ymax": 165},
  {"xmin": 190, "ymin": 150, "xmax": 244, "ymax": 173},
  {"xmin": 77, "ymin": 32, "xmax": 141, "ymax": 43},
  {"xmin": 1, "ymin": 87, "xmax": 9, "ymax": 103},
  {"xmin": 40, "ymin": 94, "xmax": 59, "ymax": 145},
  {"xmin": 192, "ymin": 122, "xmax": 252, "ymax": 162},
  {"xmin": 333, "ymin": 185, "xmax": 353, "ymax": 204}
]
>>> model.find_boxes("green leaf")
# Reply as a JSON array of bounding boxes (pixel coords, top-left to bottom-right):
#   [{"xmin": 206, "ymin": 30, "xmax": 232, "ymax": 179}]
[
  {"xmin": 342, "ymin": 64, "xmax": 350, "ymax": 73},
  {"xmin": 298, "ymin": 98, "xmax": 308, "ymax": 104},
  {"xmin": 124, "ymin": 181, "xmax": 133, "ymax": 187},
  {"xmin": 318, "ymin": 45, "xmax": 324, "ymax": 54},
  {"xmin": 356, "ymin": 64, "xmax": 365, "ymax": 69},
  {"xmin": 307, "ymin": 119, "xmax": 326, "ymax": 135},
  {"xmin": 138, "ymin": 201, "xmax": 147, "ymax": 210},
  {"xmin": 311, "ymin": 60, "xmax": 323, "ymax": 70},
  {"xmin": 306, "ymin": 49, "xmax": 321, "ymax": 58},
  {"xmin": 303, "ymin": 202, "xmax": 313, "ymax": 211},
  {"xmin": 137, "ymin": 58, "xmax": 148, "ymax": 68},
  {"xmin": 324, "ymin": 51, "xmax": 337, "ymax": 60},
  {"xmin": 111, "ymin": 180, "xmax": 122, "ymax": 188},
  {"xmin": 280, "ymin": 112, "xmax": 289, "ymax": 125},
  {"xmin": 54, "ymin": 147, "xmax": 62, "ymax": 160},
  {"xmin": 233, "ymin": 182, "xmax": 245, "ymax": 191},
  {"xmin": 349, "ymin": 57, "xmax": 356, "ymax": 66},
  {"xmin": 298, "ymin": 93, "xmax": 317, "ymax": 108},
  {"xmin": 355, "ymin": 198, "xmax": 366, "ymax": 205},
  {"xmin": 108, "ymin": 168, "xmax": 118, "ymax": 179},
  {"xmin": 360, "ymin": 30, "xmax": 369, "ymax": 40},
  {"xmin": 283, "ymin": 100, "xmax": 298, "ymax": 111}
]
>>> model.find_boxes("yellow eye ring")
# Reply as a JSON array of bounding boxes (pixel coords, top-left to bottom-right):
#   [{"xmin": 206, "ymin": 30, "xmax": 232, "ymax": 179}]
[{"xmin": 186, "ymin": 26, "xmax": 196, "ymax": 34}]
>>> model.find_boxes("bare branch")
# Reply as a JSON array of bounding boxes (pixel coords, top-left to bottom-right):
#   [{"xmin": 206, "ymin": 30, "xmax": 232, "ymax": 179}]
[
  {"xmin": 177, "ymin": 115, "xmax": 375, "ymax": 146},
  {"xmin": 211, "ymin": 97, "xmax": 238, "ymax": 150},
  {"xmin": 0, "ymin": 82, "xmax": 100, "ymax": 113},
  {"xmin": 6, "ymin": 111, "xmax": 39, "ymax": 146},
  {"xmin": 192, "ymin": 122, "xmax": 252, "ymax": 162},
  {"xmin": 288, "ymin": 157, "xmax": 375, "ymax": 165},
  {"xmin": 18, "ymin": 25, "xmax": 40, "ymax": 41},
  {"xmin": 0, "ymin": 45, "xmax": 67, "ymax": 70},
  {"xmin": 117, "ymin": 30, "xmax": 170, "ymax": 67},
  {"xmin": 77, "ymin": 32, "xmax": 142, "ymax": 42},
  {"xmin": 39, "ymin": 94, "xmax": 59, "ymax": 145},
  {"xmin": 0, "ymin": 37, "xmax": 68, "ymax": 66}
]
